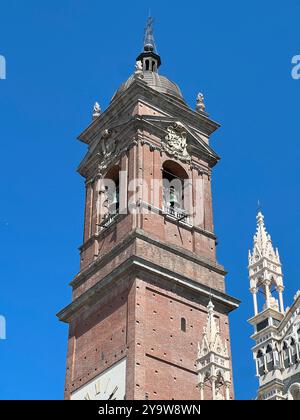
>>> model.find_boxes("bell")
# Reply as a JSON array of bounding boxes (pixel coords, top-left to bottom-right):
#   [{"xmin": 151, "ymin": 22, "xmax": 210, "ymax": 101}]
[
  {"xmin": 169, "ymin": 188, "xmax": 180, "ymax": 208},
  {"xmin": 107, "ymin": 189, "xmax": 119, "ymax": 214}
]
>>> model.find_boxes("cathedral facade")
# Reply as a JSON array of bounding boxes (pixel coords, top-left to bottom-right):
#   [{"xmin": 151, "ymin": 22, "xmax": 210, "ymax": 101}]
[
  {"xmin": 248, "ymin": 212, "xmax": 300, "ymax": 400},
  {"xmin": 57, "ymin": 19, "xmax": 239, "ymax": 400}
]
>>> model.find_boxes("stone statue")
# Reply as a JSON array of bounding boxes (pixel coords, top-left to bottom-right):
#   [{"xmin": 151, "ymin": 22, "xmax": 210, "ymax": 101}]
[
  {"xmin": 134, "ymin": 60, "xmax": 143, "ymax": 79},
  {"xmin": 135, "ymin": 60, "xmax": 143, "ymax": 72},
  {"xmin": 93, "ymin": 102, "xmax": 101, "ymax": 119},
  {"xmin": 196, "ymin": 92, "xmax": 206, "ymax": 113}
]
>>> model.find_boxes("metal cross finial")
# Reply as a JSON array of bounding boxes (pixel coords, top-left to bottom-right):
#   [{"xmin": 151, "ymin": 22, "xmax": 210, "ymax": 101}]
[
  {"xmin": 144, "ymin": 16, "xmax": 156, "ymax": 52},
  {"xmin": 257, "ymin": 200, "xmax": 262, "ymax": 214}
]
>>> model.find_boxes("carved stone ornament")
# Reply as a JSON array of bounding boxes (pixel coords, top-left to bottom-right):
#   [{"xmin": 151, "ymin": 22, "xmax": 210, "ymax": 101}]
[
  {"xmin": 196, "ymin": 92, "xmax": 206, "ymax": 113},
  {"xmin": 93, "ymin": 101, "xmax": 101, "ymax": 119},
  {"xmin": 99, "ymin": 129, "xmax": 117, "ymax": 172},
  {"xmin": 163, "ymin": 122, "xmax": 191, "ymax": 161},
  {"xmin": 101, "ymin": 129, "xmax": 114, "ymax": 156},
  {"xmin": 134, "ymin": 60, "xmax": 144, "ymax": 80}
]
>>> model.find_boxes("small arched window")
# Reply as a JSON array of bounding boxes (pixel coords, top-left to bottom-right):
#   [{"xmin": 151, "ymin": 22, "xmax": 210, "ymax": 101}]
[
  {"xmin": 181, "ymin": 317, "xmax": 186, "ymax": 332},
  {"xmin": 162, "ymin": 161, "xmax": 188, "ymax": 220}
]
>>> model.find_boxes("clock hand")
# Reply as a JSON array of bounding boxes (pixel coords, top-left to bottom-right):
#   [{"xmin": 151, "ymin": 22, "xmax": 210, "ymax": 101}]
[{"xmin": 108, "ymin": 386, "xmax": 118, "ymax": 400}]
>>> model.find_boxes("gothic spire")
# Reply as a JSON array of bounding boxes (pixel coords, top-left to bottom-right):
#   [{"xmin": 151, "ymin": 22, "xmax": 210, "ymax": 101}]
[
  {"xmin": 197, "ymin": 300, "xmax": 231, "ymax": 400},
  {"xmin": 198, "ymin": 300, "xmax": 228, "ymax": 358},
  {"xmin": 249, "ymin": 211, "xmax": 280, "ymax": 266},
  {"xmin": 248, "ymin": 211, "xmax": 285, "ymax": 315}
]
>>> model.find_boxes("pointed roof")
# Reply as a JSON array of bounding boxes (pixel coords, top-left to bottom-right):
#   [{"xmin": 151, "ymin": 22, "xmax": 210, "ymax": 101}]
[
  {"xmin": 249, "ymin": 211, "xmax": 281, "ymax": 266},
  {"xmin": 198, "ymin": 300, "xmax": 229, "ymax": 359},
  {"xmin": 136, "ymin": 16, "xmax": 161, "ymax": 69}
]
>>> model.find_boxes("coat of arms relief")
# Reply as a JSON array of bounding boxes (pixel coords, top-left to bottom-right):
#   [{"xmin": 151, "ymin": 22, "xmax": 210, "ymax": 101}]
[{"xmin": 162, "ymin": 122, "xmax": 191, "ymax": 161}]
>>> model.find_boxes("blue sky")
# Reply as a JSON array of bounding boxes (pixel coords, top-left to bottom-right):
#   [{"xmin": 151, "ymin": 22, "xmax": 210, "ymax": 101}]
[{"xmin": 0, "ymin": 0, "xmax": 299, "ymax": 400}]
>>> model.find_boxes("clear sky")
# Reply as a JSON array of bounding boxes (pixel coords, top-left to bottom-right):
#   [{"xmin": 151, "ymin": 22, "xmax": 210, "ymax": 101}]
[{"xmin": 0, "ymin": 0, "xmax": 299, "ymax": 400}]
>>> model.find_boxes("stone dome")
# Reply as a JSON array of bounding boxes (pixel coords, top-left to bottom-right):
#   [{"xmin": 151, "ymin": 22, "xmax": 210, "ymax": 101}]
[{"xmin": 112, "ymin": 71, "xmax": 184, "ymax": 103}]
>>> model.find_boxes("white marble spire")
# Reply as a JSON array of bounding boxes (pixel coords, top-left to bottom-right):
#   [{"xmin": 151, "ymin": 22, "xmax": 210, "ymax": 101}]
[
  {"xmin": 198, "ymin": 300, "xmax": 228, "ymax": 359},
  {"xmin": 249, "ymin": 211, "xmax": 280, "ymax": 265},
  {"xmin": 197, "ymin": 300, "xmax": 231, "ymax": 400},
  {"xmin": 248, "ymin": 211, "xmax": 284, "ymax": 315}
]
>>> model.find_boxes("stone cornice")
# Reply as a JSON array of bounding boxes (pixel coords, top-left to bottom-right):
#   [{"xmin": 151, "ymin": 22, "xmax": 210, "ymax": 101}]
[
  {"xmin": 78, "ymin": 80, "xmax": 220, "ymax": 145},
  {"xmin": 77, "ymin": 115, "xmax": 218, "ymax": 179},
  {"xmin": 258, "ymin": 379, "xmax": 284, "ymax": 392},
  {"xmin": 248, "ymin": 308, "xmax": 284, "ymax": 326},
  {"xmin": 57, "ymin": 254, "xmax": 240, "ymax": 324},
  {"xmin": 75, "ymin": 227, "xmax": 224, "ymax": 288}
]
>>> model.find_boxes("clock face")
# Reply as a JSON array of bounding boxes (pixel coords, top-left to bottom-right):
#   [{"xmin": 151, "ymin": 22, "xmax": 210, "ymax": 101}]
[{"xmin": 71, "ymin": 358, "xmax": 126, "ymax": 400}]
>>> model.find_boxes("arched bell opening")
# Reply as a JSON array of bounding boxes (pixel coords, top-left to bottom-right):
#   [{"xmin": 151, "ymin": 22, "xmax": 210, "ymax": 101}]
[
  {"xmin": 103, "ymin": 165, "xmax": 120, "ymax": 216},
  {"xmin": 162, "ymin": 160, "xmax": 189, "ymax": 220}
]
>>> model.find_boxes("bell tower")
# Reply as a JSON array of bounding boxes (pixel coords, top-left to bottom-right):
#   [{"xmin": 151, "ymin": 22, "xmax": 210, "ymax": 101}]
[{"xmin": 57, "ymin": 18, "xmax": 239, "ymax": 400}]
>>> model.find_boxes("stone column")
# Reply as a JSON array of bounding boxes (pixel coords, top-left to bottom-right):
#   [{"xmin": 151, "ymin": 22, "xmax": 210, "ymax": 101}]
[
  {"xmin": 296, "ymin": 343, "xmax": 300, "ymax": 362},
  {"xmin": 255, "ymin": 357, "xmax": 259, "ymax": 377},
  {"xmin": 277, "ymin": 286, "xmax": 285, "ymax": 314},
  {"xmin": 98, "ymin": 180, "xmax": 108, "ymax": 226},
  {"xmin": 280, "ymin": 348, "xmax": 284, "ymax": 369},
  {"xmin": 288, "ymin": 347, "xmax": 293, "ymax": 366},
  {"xmin": 250, "ymin": 287, "xmax": 258, "ymax": 315},
  {"xmin": 225, "ymin": 382, "xmax": 231, "ymax": 400},
  {"xmin": 84, "ymin": 179, "xmax": 94, "ymax": 242},
  {"xmin": 199, "ymin": 383, "xmax": 204, "ymax": 401},
  {"xmin": 263, "ymin": 353, "xmax": 268, "ymax": 374}
]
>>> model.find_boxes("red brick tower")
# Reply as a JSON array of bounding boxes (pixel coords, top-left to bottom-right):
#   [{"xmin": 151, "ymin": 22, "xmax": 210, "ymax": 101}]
[{"xmin": 57, "ymin": 18, "xmax": 239, "ymax": 401}]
